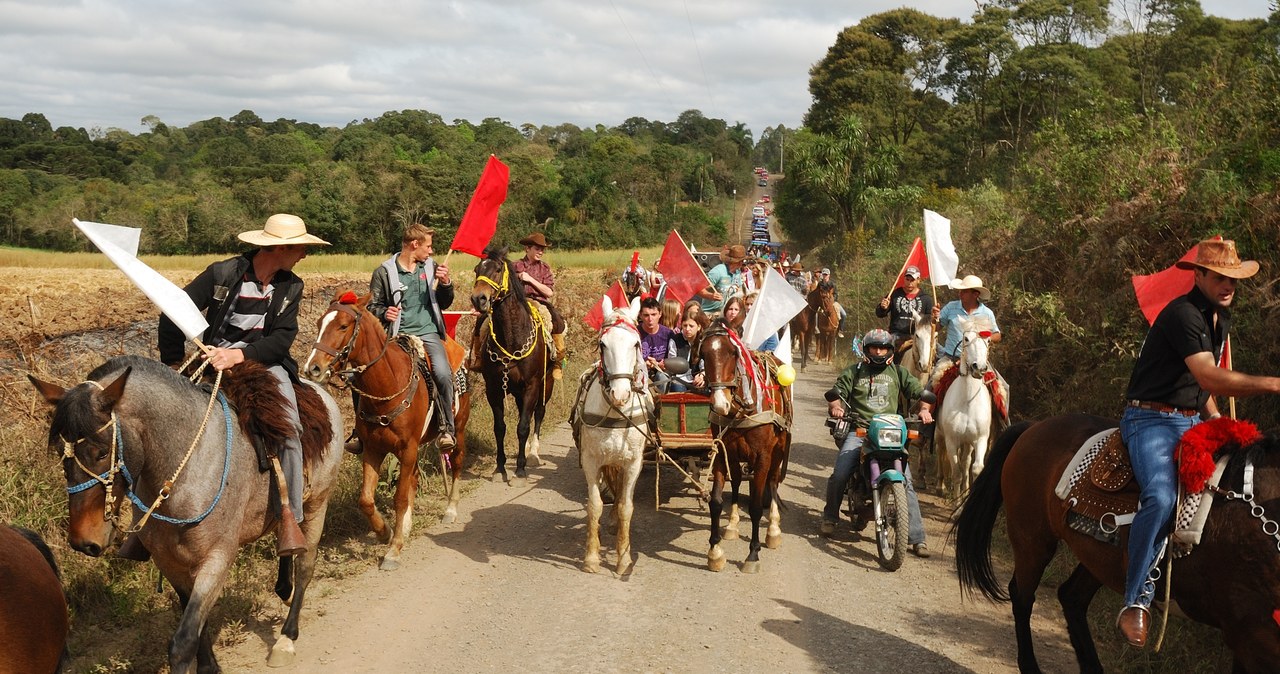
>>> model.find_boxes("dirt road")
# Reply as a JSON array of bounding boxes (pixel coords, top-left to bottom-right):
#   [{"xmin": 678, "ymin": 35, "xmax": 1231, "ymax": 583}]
[{"xmin": 221, "ymin": 361, "xmax": 1076, "ymax": 674}]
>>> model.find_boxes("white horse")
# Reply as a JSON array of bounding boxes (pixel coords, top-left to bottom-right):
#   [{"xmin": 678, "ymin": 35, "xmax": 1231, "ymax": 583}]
[
  {"xmin": 936, "ymin": 318, "xmax": 994, "ymax": 500},
  {"xmin": 572, "ymin": 295, "xmax": 651, "ymax": 575},
  {"xmin": 900, "ymin": 308, "xmax": 934, "ymax": 386}
]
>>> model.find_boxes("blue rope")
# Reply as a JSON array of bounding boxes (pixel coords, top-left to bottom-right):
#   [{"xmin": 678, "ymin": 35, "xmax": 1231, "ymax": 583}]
[{"xmin": 70, "ymin": 392, "xmax": 234, "ymax": 525}]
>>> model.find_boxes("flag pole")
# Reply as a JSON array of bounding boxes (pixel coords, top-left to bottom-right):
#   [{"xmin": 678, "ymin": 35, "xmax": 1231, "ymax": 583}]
[
  {"xmin": 886, "ymin": 242, "xmax": 914, "ymax": 300},
  {"xmin": 1226, "ymin": 335, "xmax": 1237, "ymax": 419}
]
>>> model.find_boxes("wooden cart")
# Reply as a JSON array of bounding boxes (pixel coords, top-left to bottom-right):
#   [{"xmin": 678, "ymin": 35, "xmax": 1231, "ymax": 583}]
[{"xmin": 645, "ymin": 391, "xmax": 717, "ymax": 508}]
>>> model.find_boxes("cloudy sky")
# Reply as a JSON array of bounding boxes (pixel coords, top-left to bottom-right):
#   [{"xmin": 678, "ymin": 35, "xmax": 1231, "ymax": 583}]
[{"xmin": 1, "ymin": 0, "xmax": 1272, "ymax": 139}]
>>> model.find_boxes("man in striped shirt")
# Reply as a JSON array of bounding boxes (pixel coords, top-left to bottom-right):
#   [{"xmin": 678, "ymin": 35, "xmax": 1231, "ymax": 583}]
[{"xmin": 159, "ymin": 213, "xmax": 329, "ymax": 556}]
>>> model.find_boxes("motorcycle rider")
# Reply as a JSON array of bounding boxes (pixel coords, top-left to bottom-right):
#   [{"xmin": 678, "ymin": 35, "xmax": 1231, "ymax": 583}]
[{"xmin": 821, "ymin": 329, "xmax": 934, "ymax": 557}]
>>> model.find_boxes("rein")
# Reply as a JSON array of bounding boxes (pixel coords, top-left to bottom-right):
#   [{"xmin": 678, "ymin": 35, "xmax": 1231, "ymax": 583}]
[
  {"xmin": 64, "ymin": 382, "xmax": 234, "ymax": 531},
  {"xmin": 477, "ymin": 261, "xmax": 542, "ymax": 363},
  {"xmin": 1208, "ymin": 457, "xmax": 1280, "ymax": 552},
  {"xmin": 312, "ymin": 301, "xmax": 419, "ymax": 424}
]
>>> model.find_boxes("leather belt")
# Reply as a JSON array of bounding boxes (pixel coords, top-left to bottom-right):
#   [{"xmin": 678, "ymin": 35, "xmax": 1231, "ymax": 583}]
[{"xmin": 1127, "ymin": 400, "xmax": 1198, "ymax": 417}]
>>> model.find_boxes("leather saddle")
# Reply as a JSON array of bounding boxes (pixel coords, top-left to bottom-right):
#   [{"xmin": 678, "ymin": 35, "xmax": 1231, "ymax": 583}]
[{"xmin": 1064, "ymin": 431, "xmax": 1139, "ymax": 543}]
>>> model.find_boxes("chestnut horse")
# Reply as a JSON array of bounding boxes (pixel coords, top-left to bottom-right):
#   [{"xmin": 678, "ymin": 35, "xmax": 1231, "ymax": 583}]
[
  {"xmin": 809, "ymin": 285, "xmax": 839, "ymax": 364},
  {"xmin": 303, "ymin": 291, "xmax": 472, "ymax": 571},
  {"xmin": 471, "ymin": 246, "xmax": 556, "ymax": 485},
  {"xmin": 955, "ymin": 415, "xmax": 1280, "ymax": 673},
  {"xmin": 789, "ymin": 299, "xmax": 813, "ymax": 373},
  {"xmin": 698, "ymin": 324, "xmax": 792, "ymax": 573},
  {"xmin": 30, "ymin": 356, "xmax": 344, "ymax": 672},
  {"xmin": 0, "ymin": 525, "xmax": 68, "ymax": 674}
]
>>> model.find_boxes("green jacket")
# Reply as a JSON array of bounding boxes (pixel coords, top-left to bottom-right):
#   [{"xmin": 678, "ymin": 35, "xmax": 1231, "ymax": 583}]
[{"xmin": 825, "ymin": 362, "xmax": 923, "ymax": 428}]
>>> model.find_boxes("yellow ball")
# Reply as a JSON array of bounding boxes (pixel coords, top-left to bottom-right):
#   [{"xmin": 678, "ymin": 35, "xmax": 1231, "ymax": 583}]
[{"xmin": 775, "ymin": 363, "xmax": 796, "ymax": 386}]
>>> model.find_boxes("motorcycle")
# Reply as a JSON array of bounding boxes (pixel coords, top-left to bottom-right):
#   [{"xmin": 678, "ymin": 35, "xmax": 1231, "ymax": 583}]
[{"xmin": 827, "ymin": 408, "xmax": 925, "ymax": 571}]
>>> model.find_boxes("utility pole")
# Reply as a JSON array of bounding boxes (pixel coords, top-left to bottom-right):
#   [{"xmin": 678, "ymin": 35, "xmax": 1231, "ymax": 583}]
[{"xmin": 779, "ymin": 133, "xmax": 784, "ymax": 175}]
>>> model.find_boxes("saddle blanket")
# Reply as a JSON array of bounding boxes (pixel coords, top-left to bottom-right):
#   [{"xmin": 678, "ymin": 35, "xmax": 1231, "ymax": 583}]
[
  {"xmin": 1054, "ymin": 428, "xmax": 1224, "ymax": 557},
  {"xmin": 933, "ymin": 363, "xmax": 1010, "ymax": 423}
]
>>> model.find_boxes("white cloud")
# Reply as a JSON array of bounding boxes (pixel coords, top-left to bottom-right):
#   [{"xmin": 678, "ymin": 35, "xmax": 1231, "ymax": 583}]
[{"xmin": 0, "ymin": 0, "xmax": 1271, "ymax": 138}]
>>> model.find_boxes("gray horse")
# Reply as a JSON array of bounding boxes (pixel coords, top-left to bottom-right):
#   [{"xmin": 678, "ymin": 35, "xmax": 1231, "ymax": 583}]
[{"xmin": 30, "ymin": 355, "xmax": 344, "ymax": 673}]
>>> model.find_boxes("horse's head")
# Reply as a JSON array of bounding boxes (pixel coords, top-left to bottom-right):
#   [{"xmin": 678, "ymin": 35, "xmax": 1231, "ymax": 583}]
[
  {"xmin": 472, "ymin": 246, "xmax": 513, "ymax": 314},
  {"xmin": 958, "ymin": 318, "xmax": 992, "ymax": 376},
  {"xmin": 698, "ymin": 325, "xmax": 740, "ymax": 416},
  {"xmin": 909, "ymin": 309, "xmax": 933, "ymax": 371},
  {"xmin": 304, "ymin": 290, "xmax": 372, "ymax": 383},
  {"xmin": 28, "ymin": 367, "xmax": 134, "ymax": 557},
  {"xmin": 598, "ymin": 295, "xmax": 644, "ymax": 406}
]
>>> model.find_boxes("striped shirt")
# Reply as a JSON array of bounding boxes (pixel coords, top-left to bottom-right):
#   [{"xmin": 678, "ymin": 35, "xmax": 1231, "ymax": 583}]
[{"xmin": 217, "ymin": 275, "xmax": 273, "ymax": 349}]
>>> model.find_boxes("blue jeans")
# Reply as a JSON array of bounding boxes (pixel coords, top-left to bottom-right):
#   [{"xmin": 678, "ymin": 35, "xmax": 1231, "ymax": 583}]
[
  {"xmin": 1120, "ymin": 406, "xmax": 1198, "ymax": 607},
  {"xmin": 824, "ymin": 433, "xmax": 925, "ymax": 545},
  {"xmin": 420, "ymin": 333, "xmax": 456, "ymax": 435},
  {"xmin": 267, "ymin": 365, "xmax": 304, "ymax": 523}
]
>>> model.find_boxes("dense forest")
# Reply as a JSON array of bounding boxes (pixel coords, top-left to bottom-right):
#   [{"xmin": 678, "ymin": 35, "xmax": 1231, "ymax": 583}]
[{"xmin": 0, "ymin": 108, "xmax": 771, "ymax": 254}]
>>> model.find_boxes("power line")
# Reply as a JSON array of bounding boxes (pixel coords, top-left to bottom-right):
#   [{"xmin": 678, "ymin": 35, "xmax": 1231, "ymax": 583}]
[
  {"xmin": 609, "ymin": 0, "xmax": 675, "ymax": 115},
  {"xmin": 682, "ymin": 0, "xmax": 718, "ymax": 121}
]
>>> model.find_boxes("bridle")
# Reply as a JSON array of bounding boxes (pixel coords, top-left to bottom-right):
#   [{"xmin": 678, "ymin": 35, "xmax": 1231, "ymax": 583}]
[
  {"xmin": 475, "ymin": 259, "xmax": 541, "ymax": 364},
  {"xmin": 596, "ymin": 318, "xmax": 647, "ymax": 394},
  {"xmin": 475, "ymin": 258, "xmax": 514, "ymax": 304},
  {"xmin": 958, "ymin": 331, "xmax": 991, "ymax": 379},
  {"xmin": 310, "ymin": 300, "xmax": 417, "ymax": 425}
]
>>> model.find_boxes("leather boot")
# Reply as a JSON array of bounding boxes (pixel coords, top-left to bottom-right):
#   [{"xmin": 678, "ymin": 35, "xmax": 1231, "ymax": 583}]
[
  {"xmin": 1116, "ymin": 605, "xmax": 1149, "ymax": 647},
  {"xmin": 551, "ymin": 332, "xmax": 567, "ymax": 381}
]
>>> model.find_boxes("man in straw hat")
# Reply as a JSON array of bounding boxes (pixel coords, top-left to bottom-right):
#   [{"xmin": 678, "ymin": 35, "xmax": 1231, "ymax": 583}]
[
  {"xmin": 928, "ymin": 274, "xmax": 1002, "ymax": 384},
  {"xmin": 511, "ymin": 231, "xmax": 566, "ymax": 378},
  {"xmin": 697, "ymin": 243, "xmax": 748, "ymax": 318},
  {"xmin": 365, "ymin": 223, "xmax": 458, "ymax": 451},
  {"xmin": 158, "ymin": 213, "xmax": 329, "ymax": 556},
  {"xmin": 1116, "ymin": 238, "xmax": 1280, "ymax": 647}
]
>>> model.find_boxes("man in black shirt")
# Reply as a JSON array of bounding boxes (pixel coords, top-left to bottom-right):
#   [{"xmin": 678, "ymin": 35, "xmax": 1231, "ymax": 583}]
[
  {"xmin": 876, "ymin": 265, "xmax": 934, "ymax": 355},
  {"xmin": 1116, "ymin": 239, "xmax": 1280, "ymax": 647}
]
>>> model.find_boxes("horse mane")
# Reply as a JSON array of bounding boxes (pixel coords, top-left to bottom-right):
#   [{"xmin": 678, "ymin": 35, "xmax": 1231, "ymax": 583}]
[
  {"xmin": 206, "ymin": 361, "xmax": 334, "ymax": 471},
  {"xmin": 49, "ymin": 355, "xmax": 182, "ymax": 450}
]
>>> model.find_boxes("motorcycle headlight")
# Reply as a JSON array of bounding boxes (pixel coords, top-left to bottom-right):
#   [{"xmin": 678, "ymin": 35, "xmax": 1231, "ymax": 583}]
[{"xmin": 876, "ymin": 428, "xmax": 903, "ymax": 446}]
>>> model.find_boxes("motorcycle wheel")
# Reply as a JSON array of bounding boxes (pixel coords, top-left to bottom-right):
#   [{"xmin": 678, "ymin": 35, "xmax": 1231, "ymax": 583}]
[{"xmin": 875, "ymin": 481, "xmax": 910, "ymax": 571}]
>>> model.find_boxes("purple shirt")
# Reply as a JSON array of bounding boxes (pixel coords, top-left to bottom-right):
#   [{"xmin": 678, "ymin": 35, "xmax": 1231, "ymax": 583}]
[{"xmin": 640, "ymin": 325, "xmax": 675, "ymax": 363}]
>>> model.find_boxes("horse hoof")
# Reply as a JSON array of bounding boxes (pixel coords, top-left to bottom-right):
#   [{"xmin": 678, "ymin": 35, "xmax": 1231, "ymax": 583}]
[
  {"xmin": 491, "ymin": 471, "xmax": 507, "ymax": 484},
  {"xmin": 708, "ymin": 556, "xmax": 726, "ymax": 572},
  {"xmin": 379, "ymin": 557, "xmax": 401, "ymax": 571},
  {"xmin": 582, "ymin": 562, "xmax": 601, "ymax": 574},
  {"xmin": 742, "ymin": 560, "xmax": 761, "ymax": 574},
  {"xmin": 720, "ymin": 527, "xmax": 740, "ymax": 541},
  {"xmin": 267, "ymin": 635, "xmax": 296, "ymax": 667},
  {"xmin": 766, "ymin": 533, "xmax": 782, "ymax": 549},
  {"xmin": 441, "ymin": 511, "xmax": 457, "ymax": 525}
]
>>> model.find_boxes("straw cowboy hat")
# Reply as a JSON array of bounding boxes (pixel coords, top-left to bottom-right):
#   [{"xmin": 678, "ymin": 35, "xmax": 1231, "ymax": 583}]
[
  {"xmin": 949, "ymin": 274, "xmax": 991, "ymax": 300},
  {"xmin": 721, "ymin": 244, "xmax": 747, "ymax": 264},
  {"xmin": 519, "ymin": 232, "xmax": 552, "ymax": 248},
  {"xmin": 237, "ymin": 214, "xmax": 330, "ymax": 247},
  {"xmin": 1174, "ymin": 238, "xmax": 1259, "ymax": 279}
]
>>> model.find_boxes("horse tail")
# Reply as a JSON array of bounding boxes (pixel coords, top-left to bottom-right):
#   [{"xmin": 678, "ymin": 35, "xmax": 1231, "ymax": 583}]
[{"xmin": 952, "ymin": 420, "xmax": 1032, "ymax": 603}]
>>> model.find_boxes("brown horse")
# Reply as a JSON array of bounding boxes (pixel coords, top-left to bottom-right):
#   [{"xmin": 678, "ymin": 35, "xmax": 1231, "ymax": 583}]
[
  {"xmin": 955, "ymin": 415, "xmax": 1280, "ymax": 673},
  {"xmin": 698, "ymin": 324, "xmax": 792, "ymax": 573},
  {"xmin": 471, "ymin": 246, "xmax": 556, "ymax": 485},
  {"xmin": 303, "ymin": 291, "xmax": 472, "ymax": 571},
  {"xmin": 0, "ymin": 525, "xmax": 68, "ymax": 674},
  {"xmin": 789, "ymin": 298, "xmax": 813, "ymax": 373},
  {"xmin": 809, "ymin": 285, "xmax": 839, "ymax": 364}
]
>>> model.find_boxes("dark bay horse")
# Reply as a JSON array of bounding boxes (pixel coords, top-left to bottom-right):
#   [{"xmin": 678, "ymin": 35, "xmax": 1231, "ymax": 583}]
[
  {"xmin": 471, "ymin": 246, "xmax": 556, "ymax": 486},
  {"xmin": 808, "ymin": 285, "xmax": 839, "ymax": 364},
  {"xmin": 303, "ymin": 291, "xmax": 473, "ymax": 571},
  {"xmin": 0, "ymin": 525, "xmax": 68, "ymax": 674},
  {"xmin": 698, "ymin": 324, "xmax": 792, "ymax": 573},
  {"xmin": 29, "ymin": 355, "xmax": 344, "ymax": 673},
  {"xmin": 789, "ymin": 297, "xmax": 813, "ymax": 373},
  {"xmin": 955, "ymin": 414, "xmax": 1280, "ymax": 673}
]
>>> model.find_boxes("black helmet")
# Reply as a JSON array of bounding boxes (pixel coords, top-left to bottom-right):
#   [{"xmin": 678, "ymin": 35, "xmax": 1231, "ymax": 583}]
[{"xmin": 862, "ymin": 328, "xmax": 894, "ymax": 366}]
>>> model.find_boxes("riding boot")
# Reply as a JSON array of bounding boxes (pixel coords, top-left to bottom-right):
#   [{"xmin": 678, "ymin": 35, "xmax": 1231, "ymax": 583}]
[
  {"xmin": 116, "ymin": 531, "xmax": 151, "ymax": 561},
  {"xmin": 551, "ymin": 332, "xmax": 567, "ymax": 381}
]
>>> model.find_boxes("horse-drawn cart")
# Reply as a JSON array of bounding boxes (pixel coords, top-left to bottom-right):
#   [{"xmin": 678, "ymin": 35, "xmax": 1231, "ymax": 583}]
[{"xmin": 645, "ymin": 391, "xmax": 717, "ymax": 508}]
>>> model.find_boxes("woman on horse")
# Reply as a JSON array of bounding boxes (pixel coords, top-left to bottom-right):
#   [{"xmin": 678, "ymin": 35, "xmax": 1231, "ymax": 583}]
[
  {"xmin": 820, "ymin": 329, "xmax": 934, "ymax": 557},
  {"xmin": 1116, "ymin": 239, "xmax": 1280, "ymax": 647}
]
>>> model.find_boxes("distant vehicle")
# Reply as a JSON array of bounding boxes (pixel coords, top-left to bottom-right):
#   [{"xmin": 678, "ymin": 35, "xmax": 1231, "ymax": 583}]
[
  {"xmin": 758, "ymin": 178, "xmax": 768, "ymax": 187},
  {"xmin": 761, "ymin": 195, "xmax": 771, "ymax": 203},
  {"xmin": 752, "ymin": 206, "xmax": 766, "ymax": 217}
]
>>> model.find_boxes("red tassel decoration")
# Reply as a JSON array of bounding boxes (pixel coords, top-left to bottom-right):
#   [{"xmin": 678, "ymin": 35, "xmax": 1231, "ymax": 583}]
[
  {"xmin": 339, "ymin": 291, "xmax": 359, "ymax": 305},
  {"xmin": 1176, "ymin": 417, "xmax": 1262, "ymax": 492}
]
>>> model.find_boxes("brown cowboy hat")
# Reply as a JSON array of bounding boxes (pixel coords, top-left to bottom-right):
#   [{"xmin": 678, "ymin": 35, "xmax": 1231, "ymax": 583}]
[
  {"xmin": 789, "ymin": 261, "xmax": 804, "ymax": 271},
  {"xmin": 720, "ymin": 244, "xmax": 747, "ymax": 263},
  {"xmin": 237, "ymin": 213, "xmax": 330, "ymax": 247},
  {"xmin": 519, "ymin": 232, "xmax": 552, "ymax": 248},
  {"xmin": 1174, "ymin": 238, "xmax": 1259, "ymax": 279}
]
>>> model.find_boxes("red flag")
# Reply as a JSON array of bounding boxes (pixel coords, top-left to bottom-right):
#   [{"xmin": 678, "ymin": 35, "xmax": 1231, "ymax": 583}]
[
  {"xmin": 450, "ymin": 155, "xmax": 509, "ymax": 256},
  {"xmin": 891, "ymin": 237, "xmax": 931, "ymax": 289},
  {"xmin": 584, "ymin": 281, "xmax": 629, "ymax": 331},
  {"xmin": 1131, "ymin": 237, "xmax": 1229, "ymax": 368},
  {"xmin": 654, "ymin": 230, "xmax": 711, "ymax": 305}
]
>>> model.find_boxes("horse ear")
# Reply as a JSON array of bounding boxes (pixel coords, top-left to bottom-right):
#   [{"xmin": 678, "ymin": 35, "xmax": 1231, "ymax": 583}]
[
  {"xmin": 628, "ymin": 296, "xmax": 641, "ymax": 318},
  {"xmin": 358, "ymin": 293, "xmax": 372, "ymax": 309},
  {"xmin": 27, "ymin": 375, "xmax": 66, "ymax": 405},
  {"xmin": 94, "ymin": 367, "xmax": 132, "ymax": 413},
  {"xmin": 601, "ymin": 294, "xmax": 614, "ymax": 317}
]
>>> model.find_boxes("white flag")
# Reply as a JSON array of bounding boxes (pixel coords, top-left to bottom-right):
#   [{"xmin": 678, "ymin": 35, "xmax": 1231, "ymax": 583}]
[
  {"xmin": 773, "ymin": 324, "xmax": 793, "ymax": 365},
  {"xmin": 923, "ymin": 209, "xmax": 959, "ymax": 286},
  {"xmin": 73, "ymin": 219, "xmax": 209, "ymax": 340},
  {"xmin": 742, "ymin": 265, "xmax": 808, "ymax": 350}
]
